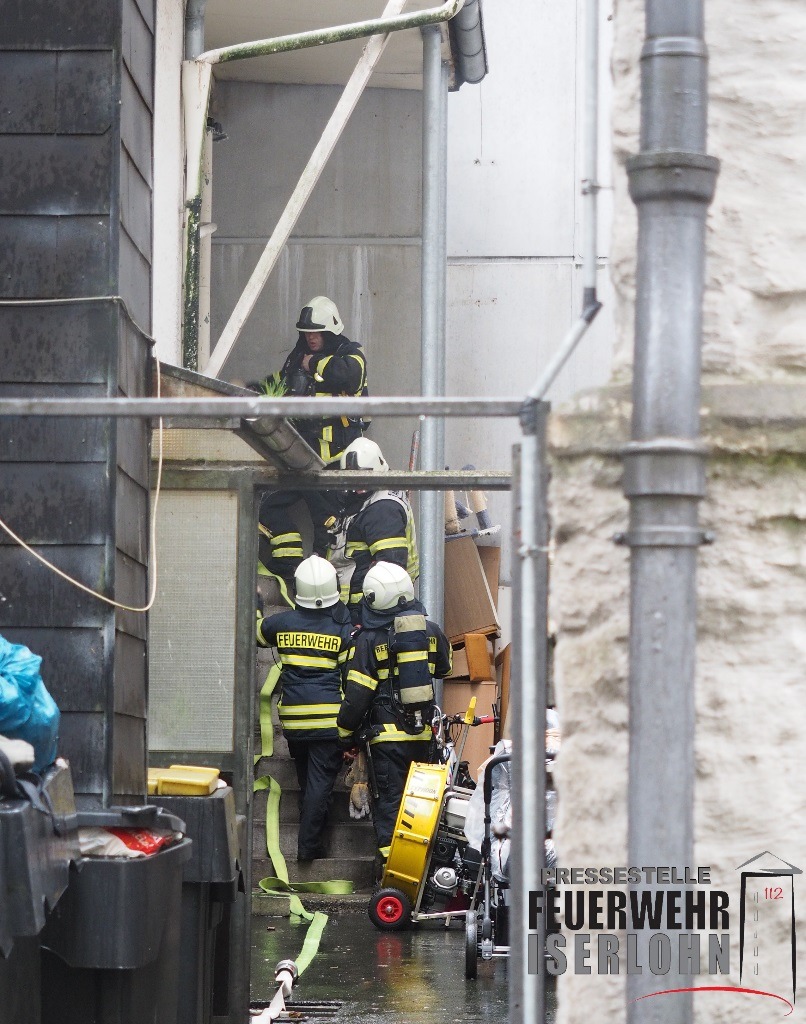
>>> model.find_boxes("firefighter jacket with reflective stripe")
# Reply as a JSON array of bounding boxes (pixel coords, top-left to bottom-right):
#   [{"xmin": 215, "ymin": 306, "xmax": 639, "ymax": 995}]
[
  {"xmin": 336, "ymin": 610, "xmax": 451, "ymax": 746},
  {"xmin": 257, "ymin": 604, "xmax": 354, "ymax": 741},
  {"xmin": 280, "ymin": 334, "xmax": 368, "ymax": 463},
  {"xmin": 342, "ymin": 490, "xmax": 419, "ymax": 610}
]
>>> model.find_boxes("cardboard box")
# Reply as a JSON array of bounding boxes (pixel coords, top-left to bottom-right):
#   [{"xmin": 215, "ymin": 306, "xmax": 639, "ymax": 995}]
[
  {"xmin": 464, "ymin": 632, "xmax": 495, "ymax": 682},
  {"xmin": 442, "ymin": 680, "xmax": 498, "ymax": 777},
  {"xmin": 495, "ymin": 644, "xmax": 511, "ymax": 742},
  {"xmin": 477, "ymin": 546, "xmax": 501, "ymax": 609},
  {"xmin": 447, "ymin": 644, "xmax": 469, "ymax": 679},
  {"xmin": 444, "ymin": 536, "xmax": 500, "ymax": 643}
]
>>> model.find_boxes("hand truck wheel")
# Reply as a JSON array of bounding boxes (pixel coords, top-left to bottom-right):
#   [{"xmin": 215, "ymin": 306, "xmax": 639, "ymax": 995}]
[{"xmin": 368, "ymin": 887, "xmax": 412, "ymax": 932}]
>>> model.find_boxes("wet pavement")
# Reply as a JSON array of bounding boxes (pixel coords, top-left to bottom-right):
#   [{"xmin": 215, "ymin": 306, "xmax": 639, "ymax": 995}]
[{"xmin": 251, "ymin": 911, "xmax": 557, "ymax": 1023}]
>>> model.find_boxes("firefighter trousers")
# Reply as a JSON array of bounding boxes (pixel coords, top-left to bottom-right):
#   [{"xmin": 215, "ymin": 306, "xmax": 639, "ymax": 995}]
[{"xmin": 286, "ymin": 738, "xmax": 344, "ymax": 860}]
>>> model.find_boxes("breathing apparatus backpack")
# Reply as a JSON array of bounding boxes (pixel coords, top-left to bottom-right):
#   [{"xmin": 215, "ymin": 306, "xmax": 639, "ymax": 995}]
[{"xmin": 387, "ymin": 612, "xmax": 435, "ymax": 734}]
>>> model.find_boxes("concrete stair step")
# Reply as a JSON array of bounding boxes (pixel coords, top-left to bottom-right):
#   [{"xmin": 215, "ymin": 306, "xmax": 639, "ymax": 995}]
[
  {"xmin": 252, "ymin": 819, "xmax": 378, "ymax": 862},
  {"xmin": 252, "ymin": 855, "xmax": 376, "ymax": 890}
]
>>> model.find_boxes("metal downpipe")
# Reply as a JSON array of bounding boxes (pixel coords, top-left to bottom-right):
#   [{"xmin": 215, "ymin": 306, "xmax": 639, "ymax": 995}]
[
  {"xmin": 419, "ymin": 25, "xmax": 448, "ymax": 649},
  {"xmin": 623, "ymin": 0, "xmax": 719, "ymax": 1019},
  {"xmin": 181, "ymin": 0, "xmax": 209, "ymax": 368}
]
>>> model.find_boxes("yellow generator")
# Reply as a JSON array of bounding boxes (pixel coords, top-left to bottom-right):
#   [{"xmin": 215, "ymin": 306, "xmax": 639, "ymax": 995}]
[{"xmin": 367, "ymin": 703, "xmax": 491, "ymax": 931}]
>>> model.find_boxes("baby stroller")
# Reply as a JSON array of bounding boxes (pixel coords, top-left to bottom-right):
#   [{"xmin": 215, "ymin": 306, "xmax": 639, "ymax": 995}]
[
  {"xmin": 464, "ymin": 712, "xmax": 560, "ymax": 978},
  {"xmin": 463, "ymin": 750, "xmax": 511, "ymax": 977}
]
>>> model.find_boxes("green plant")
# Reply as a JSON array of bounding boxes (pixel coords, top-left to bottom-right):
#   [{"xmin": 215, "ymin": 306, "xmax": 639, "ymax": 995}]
[{"xmin": 259, "ymin": 373, "xmax": 288, "ymax": 397}]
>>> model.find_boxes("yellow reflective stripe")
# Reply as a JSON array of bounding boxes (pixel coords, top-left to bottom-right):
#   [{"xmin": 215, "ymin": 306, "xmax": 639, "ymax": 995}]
[
  {"xmin": 314, "ymin": 355, "xmax": 333, "ymax": 381},
  {"xmin": 338, "ymin": 726, "xmax": 353, "ymax": 740},
  {"xmin": 400, "ymin": 684, "xmax": 433, "ymax": 703},
  {"xmin": 376, "ymin": 668, "xmax": 389, "ymax": 680},
  {"xmin": 370, "ymin": 727, "xmax": 431, "ymax": 744},
  {"xmin": 258, "ymin": 523, "xmax": 272, "ymax": 538},
  {"xmin": 346, "ymin": 541, "xmax": 370, "ymax": 555},
  {"xmin": 379, "ymin": 845, "xmax": 391, "ymax": 859},
  {"xmin": 396, "ymin": 650, "xmax": 428, "ymax": 663},
  {"xmin": 348, "ymin": 592, "xmax": 363, "ymax": 605},
  {"xmin": 338, "ymin": 650, "xmax": 349, "ymax": 664},
  {"xmin": 271, "ymin": 532, "xmax": 302, "ymax": 546},
  {"xmin": 272, "ymin": 546, "xmax": 304, "ymax": 558},
  {"xmin": 347, "ymin": 669, "xmax": 377, "ymax": 690},
  {"xmin": 278, "ymin": 703, "xmax": 341, "ymax": 715},
  {"xmin": 281, "ymin": 654, "xmax": 339, "ymax": 669},
  {"xmin": 256, "ymin": 620, "xmax": 268, "ymax": 645},
  {"xmin": 369, "ymin": 537, "xmax": 406, "ymax": 554},
  {"xmin": 347, "ymin": 353, "xmax": 366, "ymax": 393},
  {"xmin": 282, "ymin": 719, "xmax": 338, "ymax": 730}
]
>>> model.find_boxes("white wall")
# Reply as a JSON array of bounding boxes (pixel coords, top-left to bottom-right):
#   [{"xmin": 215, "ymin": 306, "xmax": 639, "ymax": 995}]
[{"xmin": 445, "ymin": 0, "xmax": 616, "ymax": 581}]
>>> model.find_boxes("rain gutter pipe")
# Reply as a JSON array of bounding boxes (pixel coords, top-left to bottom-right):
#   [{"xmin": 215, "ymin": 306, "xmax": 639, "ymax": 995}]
[
  {"xmin": 419, "ymin": 25, "xmax": 449, "ymax": 661},
  {"xmin": 621, "ymin": 1, "xmax": 719, "ymax": 1021},
  {"xmin": 511, "ymin": 1, "xmax": 602, "ymax": 1023},
  {"xmin": 181, "ymin": 0, "xmax": 209, "ymax": 372},
  {"xmin": 184, "ymin": 0, "xmax": 466, "ymax": 375}
]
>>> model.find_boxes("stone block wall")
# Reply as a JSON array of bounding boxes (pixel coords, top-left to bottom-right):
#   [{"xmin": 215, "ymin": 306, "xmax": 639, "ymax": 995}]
[{"xmin": 549, "ymin": 0, "xmax": 806, "ymax": 1018}]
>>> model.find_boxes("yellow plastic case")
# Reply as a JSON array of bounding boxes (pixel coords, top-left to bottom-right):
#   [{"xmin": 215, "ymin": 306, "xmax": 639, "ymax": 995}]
[{"xmin": 147, "ymin": 764, "xmax": 221, "ymax": 796}]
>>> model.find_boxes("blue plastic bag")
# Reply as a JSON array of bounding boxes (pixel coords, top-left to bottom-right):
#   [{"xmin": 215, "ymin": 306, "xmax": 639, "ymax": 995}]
[{"xmin": 0, "ymin": 636, "xmax": 60, "ymax": 773}]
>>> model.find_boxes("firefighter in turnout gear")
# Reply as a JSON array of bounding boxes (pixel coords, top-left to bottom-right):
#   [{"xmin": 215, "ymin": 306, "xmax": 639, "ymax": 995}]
[
  {"xmin": 329, "ymin": 438, "xmax": 419, "ymax": 623},
  {"xmin": 258, "ymin": 297, "xmax": 369, "ymax": 606},
  {"xmin": 256, "ymin": 555, "xmax": 354, "ymax": 861},
  {"xmin": 336, "ymin": 562, "xmax": 451, "ymax": 862}
]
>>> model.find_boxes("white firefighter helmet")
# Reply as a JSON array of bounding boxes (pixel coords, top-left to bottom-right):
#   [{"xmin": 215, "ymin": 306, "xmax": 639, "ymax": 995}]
[
  {"xmin": 363, "ymin": 562, "xmax": 414, "ymax": 611},
  {"xmin": 296, "ymin": 296, "xmax": 344, "ymax": 335},
  {"xmin": 340, "ymin": 437, "xmax": 389, "ymax": 474},
  {"xmin": 294, "ymin": 555, "xmax": 340, "ymax": 609}
]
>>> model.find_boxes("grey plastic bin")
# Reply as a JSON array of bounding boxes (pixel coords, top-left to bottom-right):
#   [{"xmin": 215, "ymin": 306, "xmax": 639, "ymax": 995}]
[
  {"xmin": 148, "ymin": 787, "xmax": 243, "ymax": 1024},
  {"xmin": 0, "ymin": 763, "xmax": 79, "ymax": 1024},
  {"xmin": 40, "ymin": 804, "xmax": 191, "ymax": 1024}
]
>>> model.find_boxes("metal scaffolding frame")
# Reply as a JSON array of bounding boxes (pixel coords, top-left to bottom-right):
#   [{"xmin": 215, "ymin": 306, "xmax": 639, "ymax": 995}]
[{"xmin": 0, "ymin": 392, "xmax": 550, "ymax": 1024}]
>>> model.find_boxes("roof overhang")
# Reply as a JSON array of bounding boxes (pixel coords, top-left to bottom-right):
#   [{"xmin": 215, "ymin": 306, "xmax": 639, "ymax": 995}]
[{"xmin": 202, "ymin": 0, "xmax": 487, "ymax": 91}]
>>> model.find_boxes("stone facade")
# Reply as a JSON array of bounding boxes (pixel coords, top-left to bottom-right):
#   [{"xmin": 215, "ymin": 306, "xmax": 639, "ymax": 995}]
[{"xmin": 550, "ymin": 1, "xmax": 806, "ymax": 1019}]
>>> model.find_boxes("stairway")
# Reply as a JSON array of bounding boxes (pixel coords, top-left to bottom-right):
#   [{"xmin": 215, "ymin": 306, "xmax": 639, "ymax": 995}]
[{"xmin": 252, "ymin": 580, "xmax": 377, "ymax": 896}]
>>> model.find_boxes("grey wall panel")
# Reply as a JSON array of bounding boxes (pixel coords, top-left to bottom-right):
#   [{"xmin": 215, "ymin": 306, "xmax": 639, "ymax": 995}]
[
  {"xmin": 120, "ymin": 150, "xmax": 153, "ymax": 260},
  {"xmin": 0, "ymin": 463, "xmax": 109, "ymax": 543},
  {"xmin": 116, "ymin": 417, "xmax": 149, "ymax": 486},
  {"xmin": 0, "ymin": 0, "xmax": 118, "ymax": 49},
  {"xmin": 114, "ymin": 631, "xmax": 146, "ymax": 717},
  {"xmin": 118, "ymin": 316, "xmax": 151, "ymax": 396},
  {"xmin": 0, "ymin": 416, "xmax": 108, "ymax": 463},
  {"xmin": 57, "ymin": 52, "xmax": 117, "ymax": 133},
  {"xmin": 112, "ymin": 712, "xmax": 146, "ymax": 797},
  {"xmin": 1, "ymin": 627, "xmax": 106, "ymax": 711},
  {"xmin": 130, "ymin": 0, "xmax": 155, "ymax": 34},
  {"xmin": 212, "ymin": 81, "xmax": 422, "ymax": 240},
  {"xmin": 59, "ymin": 712, "xmax": 106, "ymax": 797},
  {"xmin": 0, "ymin": 54, "xmax": 58, "ymax": 133},
  {"xmin": 114, "ymin": 551, "xmax": 148, "ymax": 641},
  {"xmin": 0, "ymin": 51, "xmax": 114, "ymax": 135},
  {"xmin": 121, "ymin": 66, "xmax": 152, "ymax": 186},
  {"xmin": 0, "ymin": 136, "xmax": 113, "ymax": 215},
  {"xmin": 122, "ymin": 0, "xmax": 154, "ymax": 110},
  {"xmin": 0, "ymin": 216, "xmax": 112, "ymax": 298},
  {"xmin": 0, "ymin": 305, "xmax": 115, "ymax": 382},
  {"xmin": 120, "ymin": 225, "xmax": 152, "ymax": 330},
  {"xmin": 0, "ymin": 547, "xmax": 107, "ymax": 627},
  {"xmin": 115, "ymin": 468, "xmax": 148, "ymax": 563}
]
